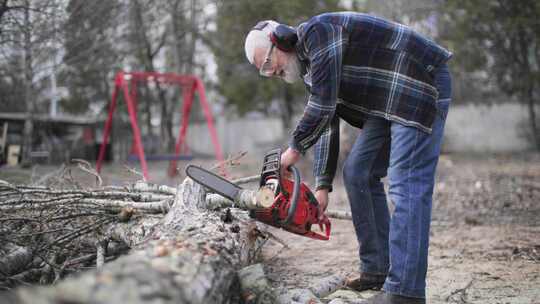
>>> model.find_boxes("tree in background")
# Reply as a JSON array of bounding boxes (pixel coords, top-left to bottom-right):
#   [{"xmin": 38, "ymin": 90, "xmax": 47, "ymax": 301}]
[
  {"xmin": 211, "ymin": 0, "xmax": 343, "ymax": 134},
  {"xmin": 61, "ymin": 0, "xmax": 209, "ymax": 154},
  {"xmin": 126, "ymin": 0, "xmax": 209, "ymax": 152},
  {"xmin": 61, "ymin": 0, "xmax": 122, "ymax": 115},
  {"xmin": 127, "ymin": 0, "xmax": 174, "ymax": 150},
  {"xmin": 0, "ymin": 0, "xmax": 65, "ymax": 164},
  {"xmin": 363, "ymin": 0, "xmax": 440, "ymax": 22},
  {"xmin": 0, "ymin": 1, "xmax": 29, "ymax": 113},
  {"xmin": 361, "ymin": 0, "xmax": 485, "ymax": 103},
  {"xmin": 443, "ymin": 0, "xmax": 540, "ymax": 150},
  {"xmin": 0, "ymin": 57, "xmax": 26, "ymax": 113}
]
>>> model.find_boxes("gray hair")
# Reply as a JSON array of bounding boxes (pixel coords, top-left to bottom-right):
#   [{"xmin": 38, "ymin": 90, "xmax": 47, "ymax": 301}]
[{"xmin": 244, "ymin": 20, "xmax": 279, "ymax": 64}]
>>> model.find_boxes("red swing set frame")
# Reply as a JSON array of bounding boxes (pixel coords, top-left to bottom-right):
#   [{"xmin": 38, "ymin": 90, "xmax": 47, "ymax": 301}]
[{"xmin": 96, "ymin": 71, "xmax": 224, "ymax": 179}]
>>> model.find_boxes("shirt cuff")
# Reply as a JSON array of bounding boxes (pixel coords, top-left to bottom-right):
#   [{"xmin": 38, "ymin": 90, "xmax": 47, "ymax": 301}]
[
  {"xmin": 315, "ymin": 176, "xmax": 333, "ymax": 192},
  {"xmin": 288, "ymin": 138, "xmax": 306, "ymax": 155}
]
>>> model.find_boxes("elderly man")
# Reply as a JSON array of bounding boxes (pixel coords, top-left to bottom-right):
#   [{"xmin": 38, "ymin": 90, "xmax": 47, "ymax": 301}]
[{"xmin": 244, "ymin": 12, "xmax": 452, "ymax": 304}]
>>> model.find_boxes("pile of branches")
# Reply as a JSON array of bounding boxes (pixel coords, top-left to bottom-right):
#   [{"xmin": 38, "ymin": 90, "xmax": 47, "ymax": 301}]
[{"xmin": 0, "ymin": 162, "xmax": 178, "ymax": 291}]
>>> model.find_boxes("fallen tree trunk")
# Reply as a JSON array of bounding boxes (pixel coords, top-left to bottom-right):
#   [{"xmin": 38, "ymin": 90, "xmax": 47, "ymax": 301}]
[{"xmin": 8, "ymin": 178, "xmax": 268, "ymax": 304}]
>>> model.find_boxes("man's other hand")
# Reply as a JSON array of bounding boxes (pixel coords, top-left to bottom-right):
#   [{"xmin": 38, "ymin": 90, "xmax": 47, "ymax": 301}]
[
  {"xmin": 280, "ymin": 147, "xmax": 301, "ymax": 179},
  {"xmin": 315, "ymin": 189, "xmax": 329, "ymax": 221}
]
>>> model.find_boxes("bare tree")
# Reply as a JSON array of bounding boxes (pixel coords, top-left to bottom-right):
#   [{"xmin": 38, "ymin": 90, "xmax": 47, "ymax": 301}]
[
  {"xmin": 20, "ymin": 0, "xmax": 34, "ymax": 166},
  {"xmin": 126, "ymin": 0, "xmax": 170, "ymax": 150},
  {"xmin": 126, "ymin": 0, "xmax": 211, "ymax": 153},
  {"xmin": 0, "ymin": 0, "xmax": 65, "ymax": 164},
  {"xmin": 61, "ymin": 1, "xmax": 122, "ymax": 115}
]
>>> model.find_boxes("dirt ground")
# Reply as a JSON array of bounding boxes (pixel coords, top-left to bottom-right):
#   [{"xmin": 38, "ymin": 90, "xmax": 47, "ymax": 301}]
[
  {"xmin": 1, "ymin": 152, "xmax": 539, "ymax": 303},
  {"xmin": 260, "ymin": 153, "xmax": 540, "ymax": 304}
]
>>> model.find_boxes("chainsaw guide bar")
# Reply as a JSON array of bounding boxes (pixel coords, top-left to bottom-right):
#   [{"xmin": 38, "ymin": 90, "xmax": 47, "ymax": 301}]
[{"xmin": 185, "ymin": 165, "xmax": 242, "ymax": 202}]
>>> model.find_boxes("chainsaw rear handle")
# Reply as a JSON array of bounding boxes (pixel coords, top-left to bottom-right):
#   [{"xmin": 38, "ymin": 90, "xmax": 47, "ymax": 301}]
[{"xmin": 283, "ymin": 165, "xmax": 301, "ymax": 226}]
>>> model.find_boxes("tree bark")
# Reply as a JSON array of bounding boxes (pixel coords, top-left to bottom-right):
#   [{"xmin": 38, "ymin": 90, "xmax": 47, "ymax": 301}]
[
  {"xmin": 0, "ymin": 245, "xmax": 33, "ymax": 278},
  {"xmin": 130, "ymin": 0, "xmax": 172, "ymax": 152},
  {"xmin": 526, "ymin": 87, "xmax": 539, "ymax": 151},
  {"xmin": 21, "ymin": 1, "xmax": 35, "ymax": 166},
  {"xmin": 9, "ymin": 178, "xmax": 268, "ymax": 304},
  {"xmin": 517, "ymin": 25, "xmax": 539, "ymax": 151},
  {"xmin": 238, "ymin": 263, "xmax": 279, "ymax": 303},
  {"xmin": 0, "ymin": 0, "xmax": 8, "ymax": 23}
]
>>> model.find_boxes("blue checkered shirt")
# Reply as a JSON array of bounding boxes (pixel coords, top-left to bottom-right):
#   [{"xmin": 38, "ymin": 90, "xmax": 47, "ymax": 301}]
[{"xmin": 288, "ymin": 12, "xmax": 452, "ymax": 191}]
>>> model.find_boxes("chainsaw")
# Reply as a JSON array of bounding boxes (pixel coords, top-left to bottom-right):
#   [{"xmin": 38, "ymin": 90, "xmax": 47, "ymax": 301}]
[{"xmin": 185, "ymin": 149, "xmax": 331, "ymax": 240}]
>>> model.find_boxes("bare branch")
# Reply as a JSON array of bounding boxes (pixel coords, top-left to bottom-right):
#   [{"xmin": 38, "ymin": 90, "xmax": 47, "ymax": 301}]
[
  {"xmin": 71, "ymin": 159, "xmax": 103, "ymax": 187},
  {"xmin": 124, "ymin": 164, "xmax": 146, "ymax": 182}
]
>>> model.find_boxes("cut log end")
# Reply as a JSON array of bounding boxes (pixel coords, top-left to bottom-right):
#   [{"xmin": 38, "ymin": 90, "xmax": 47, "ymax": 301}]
[{"xmin": 255, "ymin": 187, "xmax": 275, "ymax": 209}]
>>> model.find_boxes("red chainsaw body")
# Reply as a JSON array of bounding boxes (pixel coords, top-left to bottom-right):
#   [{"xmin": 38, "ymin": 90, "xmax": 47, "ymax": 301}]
[{"xmin": 252, "ymin": 177, "xmax": 331, "ymax": 240}]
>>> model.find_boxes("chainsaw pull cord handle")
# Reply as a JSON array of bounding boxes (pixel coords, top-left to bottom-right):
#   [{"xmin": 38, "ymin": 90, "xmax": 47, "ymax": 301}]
[{"xmin": 283, "ymin": 165, "xmax": 301, "ymax": 226}]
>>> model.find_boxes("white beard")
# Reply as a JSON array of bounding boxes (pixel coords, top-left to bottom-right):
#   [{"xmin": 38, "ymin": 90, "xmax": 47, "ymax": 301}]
[{"xmin": 281, "ymin": 55, "xmax": 302, "ymax": 84}]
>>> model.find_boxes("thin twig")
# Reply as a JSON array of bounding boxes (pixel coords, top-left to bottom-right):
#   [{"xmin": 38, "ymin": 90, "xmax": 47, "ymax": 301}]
[
  {"xmin": 124, "ymin": 164, "xmax": 146, "ymax": 182},
  {"xmin": 445, "ymin": 278, "xmax": 474, "ymax": 303},
  {"xmin": 72, "ymin": 158, "xmax": 103, "ymax": 187},
  {"xmin": 209, "ymin": 151, "xmax": 248, "ymax": 172},
  {"xmin": 47, "ymin": 218, "xmax": 115, "ymax": 249},
  {"xmin": 264, "ymin": 231, "xmax": 289, "ymax": 249}
]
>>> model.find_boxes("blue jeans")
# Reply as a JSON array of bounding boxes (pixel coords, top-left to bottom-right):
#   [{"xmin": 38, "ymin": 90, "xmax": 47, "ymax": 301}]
[{"xmin": 343, "ymin": 65, "xmax": 451, "ymax": 298}]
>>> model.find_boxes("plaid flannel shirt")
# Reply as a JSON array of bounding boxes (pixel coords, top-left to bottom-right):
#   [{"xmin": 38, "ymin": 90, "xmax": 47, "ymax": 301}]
[{"xmin": 288, "ymin": 12, "xmax": 452, "ymax": 191}]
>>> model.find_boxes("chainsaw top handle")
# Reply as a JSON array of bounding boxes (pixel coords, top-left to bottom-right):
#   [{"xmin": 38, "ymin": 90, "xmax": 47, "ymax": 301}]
[{"xmin": 283, "ymin": 165, "xmax": 301, "ymax": 226}]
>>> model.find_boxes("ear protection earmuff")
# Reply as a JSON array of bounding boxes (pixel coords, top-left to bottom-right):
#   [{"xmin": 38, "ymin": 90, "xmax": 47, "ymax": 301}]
[{"xmin": 253, "ymin": 21, "xmax": 298, "ymax": 52}]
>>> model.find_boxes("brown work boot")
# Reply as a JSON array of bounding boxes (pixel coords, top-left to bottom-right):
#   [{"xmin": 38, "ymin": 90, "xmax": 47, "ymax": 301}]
[
  {"xmin": 346, "ymin": 273, "xmax": 386, "ymax": 292},
  {"xmin": 363, "ymin": 292, "xmax": 426, "ymax": 304}
]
